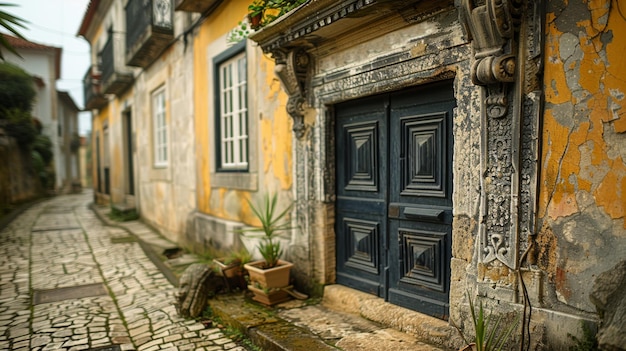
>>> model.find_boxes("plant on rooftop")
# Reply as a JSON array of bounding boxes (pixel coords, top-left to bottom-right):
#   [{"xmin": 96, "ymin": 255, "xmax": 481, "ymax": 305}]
[{"xmin": 247, "ymin": 0, "xmax": 307, "ymax": 29}]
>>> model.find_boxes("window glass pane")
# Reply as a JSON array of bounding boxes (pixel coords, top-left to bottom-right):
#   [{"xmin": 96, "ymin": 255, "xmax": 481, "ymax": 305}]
[
  {"xmin": 238, "ymin": 57, "xmax": 246, "ymax": 83},
  {"xmin": 228, "ymin": 91, "xmax": 232, "ymax": 113},
  {"xmin": 152, "ymin": 88, "xmax": 168, "ymax": 166},
  {"xmin": 218, "ymin": 52, "xmax": 248, "ymax": 169},
  {"xmin": 227, "ymin": 65, "xmax": 232, "ymax": 88}
]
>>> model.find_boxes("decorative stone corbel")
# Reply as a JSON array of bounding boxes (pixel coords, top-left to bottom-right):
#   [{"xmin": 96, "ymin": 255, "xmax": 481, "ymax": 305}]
[
  {"xmin": 459, "ymin": 0, "xmax": 522, "ymax": 118},
  {"xmin": 272, "ymin": 48, "xmax": 310, "ymax": 139},
  {"xmin": 459, "ymin": 0, "xmax": 527, "ymax": 270}
]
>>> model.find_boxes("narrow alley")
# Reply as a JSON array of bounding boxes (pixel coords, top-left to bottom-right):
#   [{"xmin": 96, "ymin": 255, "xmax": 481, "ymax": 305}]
[{"xmin": 0, "ymin": 192, "xmax": 248, "ymax": 351}]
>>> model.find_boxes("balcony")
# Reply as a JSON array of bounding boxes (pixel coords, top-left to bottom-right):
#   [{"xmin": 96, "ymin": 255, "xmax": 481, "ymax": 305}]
[
  {"xmin": 100, "ymin": 33, "xmax": 134, "ymax": 96},
  {"xmin": 174, "ymin": 0, "xmax": 220, "ymax": 13},
  {"xmin": 83, "ymin": 66, "xmax": 108, "ymax": 110},
  {"xmin": 126, "ymin": 0, "xmax": 174, "ymax": 68}
]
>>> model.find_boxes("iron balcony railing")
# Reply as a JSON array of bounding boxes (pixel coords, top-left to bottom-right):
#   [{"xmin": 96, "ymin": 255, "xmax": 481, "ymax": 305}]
[
  {"xmin": 99, "ymin": 32, "xmax": 133, "ymax": 96},
  {"xmin": 125, "ymin": 0, "xmax": 174, "ymax": 67},
  {"xmin": 100, "ymin": 35, "xmax": 115, "ymax": 87},
  {"xmin": 82, "ymin": 65, "xmax": 107, "ymax": 110}
]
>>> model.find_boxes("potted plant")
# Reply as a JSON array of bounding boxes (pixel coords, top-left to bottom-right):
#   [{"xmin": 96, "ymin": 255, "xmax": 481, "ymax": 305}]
[
  {"xmin": 240, "ymin": 192, "xmax": 295, "ymax": 305},
  {"xmin": 213, "ymin": 248, "xmax": 251, "ymax": 291},
  {"xmin": 247, "ymin": 0, "xmax": 264, "ymax": 29},
  {"xmin": 455, "ymin": 292, "xmax": 519, "ymax": 351}
]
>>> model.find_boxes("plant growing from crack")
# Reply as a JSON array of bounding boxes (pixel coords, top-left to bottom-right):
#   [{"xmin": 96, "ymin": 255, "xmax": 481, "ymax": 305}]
[{"xmin": 453, "ymin": 291, "xmax": 520, "ymax": 351}]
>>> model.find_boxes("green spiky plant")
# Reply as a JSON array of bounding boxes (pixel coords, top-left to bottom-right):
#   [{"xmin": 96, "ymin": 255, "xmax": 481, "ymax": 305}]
[
  {"xmin": 0, "ymin": 3, "xmax": 29, "ymax": 60},
  {"xmin": 460, "ymin": 291, "xmax": 520, "ymax": 351},
  {"xmin": 238, "ymin": 193, "xmax": 294, "ymax": 269}
]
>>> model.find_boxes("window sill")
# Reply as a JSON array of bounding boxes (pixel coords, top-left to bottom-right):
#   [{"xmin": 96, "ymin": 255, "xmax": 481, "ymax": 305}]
[{"xmin": 211, "ymin": 172, "xmax": 257, "ymax": 191}]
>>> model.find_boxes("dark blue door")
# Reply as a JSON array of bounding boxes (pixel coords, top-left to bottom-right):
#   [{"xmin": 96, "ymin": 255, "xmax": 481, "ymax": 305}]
[{"xmin": 335, "ymin": 81, "xmax": 454, "ymax": 319}]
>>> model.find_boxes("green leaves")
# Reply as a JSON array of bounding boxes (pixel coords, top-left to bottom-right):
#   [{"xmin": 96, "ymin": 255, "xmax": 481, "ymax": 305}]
[
  {"xmin": 467, "ymin": 291, "xmax": 519, "ymax": 351},
  {"xmin": 0, "ymin": 62, "xmax": 36, "ymax": 112},
  {"xmin": 0, "ymin": 3, "xmax": 29, "ymax": 60},
  {"xmin": 238, "ymin": 193, "xmax": 294, "ymax": 268}
]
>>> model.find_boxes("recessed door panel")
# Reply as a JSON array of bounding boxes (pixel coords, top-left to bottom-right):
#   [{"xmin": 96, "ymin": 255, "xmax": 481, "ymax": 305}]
[
  {"xmin": 336, "ymin": 81, "xmax": 455, "ymax": 318},
  {"xmin": 335, "ymin": 96, "xmax": 387, "ymax": 296}
]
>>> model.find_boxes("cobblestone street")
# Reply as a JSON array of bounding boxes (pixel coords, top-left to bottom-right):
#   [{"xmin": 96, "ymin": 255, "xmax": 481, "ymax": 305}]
[{"xmin": 0, "ymin": 192, "xmax": 248, "ymax": 351}]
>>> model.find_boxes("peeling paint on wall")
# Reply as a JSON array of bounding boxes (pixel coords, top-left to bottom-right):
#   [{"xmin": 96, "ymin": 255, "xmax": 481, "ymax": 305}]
[
  {"xmin": 539, "ymin": 0, "xmax": 626, "ymax": 312},
  {"xmin": 192, "ymin": 0, "xmax": 292, "ymax": 236}
]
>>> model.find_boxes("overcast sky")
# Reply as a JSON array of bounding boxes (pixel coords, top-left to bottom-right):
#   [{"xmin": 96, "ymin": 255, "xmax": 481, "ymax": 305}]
[{"xmin": 4, "ymin": 0, "xmax": 92, "ymax": 135}]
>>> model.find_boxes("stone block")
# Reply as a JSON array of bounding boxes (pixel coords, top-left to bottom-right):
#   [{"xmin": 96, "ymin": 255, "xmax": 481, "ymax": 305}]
[
  {"xmin": 590, "ymin": 259, "xmax": 626, "ymax": 351},
  {"xmin": 175, "ymin": 263, "xmax": 224, "ymax": 318}
]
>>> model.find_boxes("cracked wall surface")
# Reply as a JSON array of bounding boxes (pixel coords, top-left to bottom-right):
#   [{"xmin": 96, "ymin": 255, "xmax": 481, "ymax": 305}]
[
  {"xmin": 190, "ymin": 0, "xmax": 294, "ymax": 258},
  {"xmin": 539, "ymin": 0, "xmax": 626, "ymax": 313}
]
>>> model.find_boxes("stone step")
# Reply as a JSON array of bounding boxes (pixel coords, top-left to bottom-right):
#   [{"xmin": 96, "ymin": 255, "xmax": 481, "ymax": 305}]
[
  {"xmin": 209, "ymin": 294, "xmax": 336, "ymax": 351},
  {"xmin": 209, "ymin": 285, "xmax": 459, "ymax": 351}
]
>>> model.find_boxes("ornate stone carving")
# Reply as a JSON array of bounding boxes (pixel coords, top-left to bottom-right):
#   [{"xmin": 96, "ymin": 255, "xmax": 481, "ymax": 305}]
[
  {"xmin": 459, "ymin": 0, "xmax": 541, "ymax": 269},
  {"xmin": 272, "ymin": 48, "xmax": 310, "ymax": 139},
  {"xmin": 459, "ymin": 0, "xmax": 522, "ymax": 118}
]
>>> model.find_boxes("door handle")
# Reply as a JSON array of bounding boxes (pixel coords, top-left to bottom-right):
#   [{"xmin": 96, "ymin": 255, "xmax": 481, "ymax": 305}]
[{"xmin": 403, "ymin": 207, "xmax": 444, "ymax": 221}]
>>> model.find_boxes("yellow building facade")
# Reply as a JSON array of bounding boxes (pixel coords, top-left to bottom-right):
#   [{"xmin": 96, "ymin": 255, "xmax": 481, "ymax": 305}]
[
  {"xmin": 79, "ymin": 0, "xmax": 197, "ymax": 242},
  {"xmin": 183, "ymin": 0, "xmax": 294, "ymax": 259},
  {"xmin": 77, "ymin": 0, "xmax": 625, "ymax": 348}
]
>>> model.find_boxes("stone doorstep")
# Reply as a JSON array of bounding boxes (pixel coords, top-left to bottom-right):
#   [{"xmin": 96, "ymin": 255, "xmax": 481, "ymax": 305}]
[
  {"xmin": 111, "ymin": 203, "xmax": 136, "ymax": 214},
  {"xmin": 209, "ymin": 286, "xmax": 458, "ymax": 351},
  {"xmin": 209, "ymin": 294, "xmax": 336, "ymax": 351},
  {"xmin": 322, "ymin": 285, "xmax": 462, "ymax": 350}
]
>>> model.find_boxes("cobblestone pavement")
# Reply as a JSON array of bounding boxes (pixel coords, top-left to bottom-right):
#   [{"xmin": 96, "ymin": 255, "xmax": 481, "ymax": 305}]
[{"xmin": 0, "ymin": 192, "xmax": 249, "ymax": 351}]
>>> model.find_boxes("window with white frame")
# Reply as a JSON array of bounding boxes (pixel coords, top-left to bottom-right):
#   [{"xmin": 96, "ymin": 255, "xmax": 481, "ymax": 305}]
[
  {"xmin": 152, "ymin": 87, "xmax": 168, "ymax": 167},
  {"xmin": 218, "ymin": 50, "xmax": 248, "ymax": 171}
]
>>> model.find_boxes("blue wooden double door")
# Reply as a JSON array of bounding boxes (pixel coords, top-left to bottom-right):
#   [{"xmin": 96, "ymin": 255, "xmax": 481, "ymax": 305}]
[{"xmin": 335, "ymin": 81, "xmax": 455, "ymax": 319}]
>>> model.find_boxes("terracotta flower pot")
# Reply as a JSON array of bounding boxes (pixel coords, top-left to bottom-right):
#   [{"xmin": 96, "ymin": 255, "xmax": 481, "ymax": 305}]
[
  {"xmin": 247, "ymin": 284, "xmax": 291, "ymax": 305},
  {"xmin": 213, "ymin": 258, "xmax": 239, "ymax": 277},
  {"xmin": 244, "ymin": 259, "xmax": 293, "ymax": 289},
  {"xmin": 248, "ymin": 13, "xmax": 262, "ymax": 30},
  {"xmin": 213, "ymin": 258, "xmax": 247, "ymax": 291}
]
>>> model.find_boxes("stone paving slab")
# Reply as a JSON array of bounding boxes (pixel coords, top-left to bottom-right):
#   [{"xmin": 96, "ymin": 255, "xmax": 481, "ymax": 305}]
[{"xmin": 0, "ymin": 192, "xmax": 250, "ymax": 351}]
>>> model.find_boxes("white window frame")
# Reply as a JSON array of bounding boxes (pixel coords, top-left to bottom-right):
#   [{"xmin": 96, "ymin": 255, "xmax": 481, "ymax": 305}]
[
  {"xmin": 152, "ymin": 86, "xmax": 168, "ymax": 168},
  {"xmin": 218, "ymin": 51, "xmax": 248, "ymax": 171}
]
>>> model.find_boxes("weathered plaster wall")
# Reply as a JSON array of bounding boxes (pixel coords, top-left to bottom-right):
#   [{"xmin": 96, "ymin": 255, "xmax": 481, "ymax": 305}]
[
  {"xmin": 92, "ymin": 104, "xmax": 108, "ymax": 203},
  {"xmin": 189, "ymin": 0, "xmax": 293, "ymax": 257},
  {"xmin": 539, "ymin": 0, "xmax": 626, "ymax": 313},
  {"xmin": 134, "ymin": 31, "xmax": 197, "ymax": 243},
  {"xmin": 107, "ymin": 97, "xmax": 125, "ymax": 204}
]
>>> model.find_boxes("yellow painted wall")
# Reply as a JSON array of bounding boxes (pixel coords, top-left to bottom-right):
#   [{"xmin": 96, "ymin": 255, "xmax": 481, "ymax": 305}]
[
  {"xmin": 538, "ymin": 0, "xmax": 626, "ymax": 311},
  {"xmin": 193, "ymin": 0, "xmax": 293, "ymax": 225},
  {"xmin": 541, "ymin": 1, "xmax": 625, "ymax": 224}
]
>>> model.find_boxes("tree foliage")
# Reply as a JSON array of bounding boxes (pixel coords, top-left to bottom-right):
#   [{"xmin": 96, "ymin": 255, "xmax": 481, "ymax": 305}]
[
  {"xmin": 32, "ymin": 134, "xmax": 53, "ymax": 164},
  {"xmin": 0, "ymin": 62, "xmax": 36, "ymax": 112},
  {"xmin": 0, "ymin": 62, "xmax": 37, "ymax": 149},
  {"xmin": 2, "ymin": 107, "xmax": 36, "ymax": 148}
]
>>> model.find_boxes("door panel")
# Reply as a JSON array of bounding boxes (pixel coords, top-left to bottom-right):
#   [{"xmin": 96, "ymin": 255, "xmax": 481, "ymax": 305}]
[
  {"xmin": 335, "ymin": 96, "xmax": 387, "ymax": 296},
  {"xmin": 336, "ymin": 81, "xmax": 455, "ymax": 318},
  {"xmin": 388, "ymin": 83, "xmax": 454, "ymax": 318}
]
